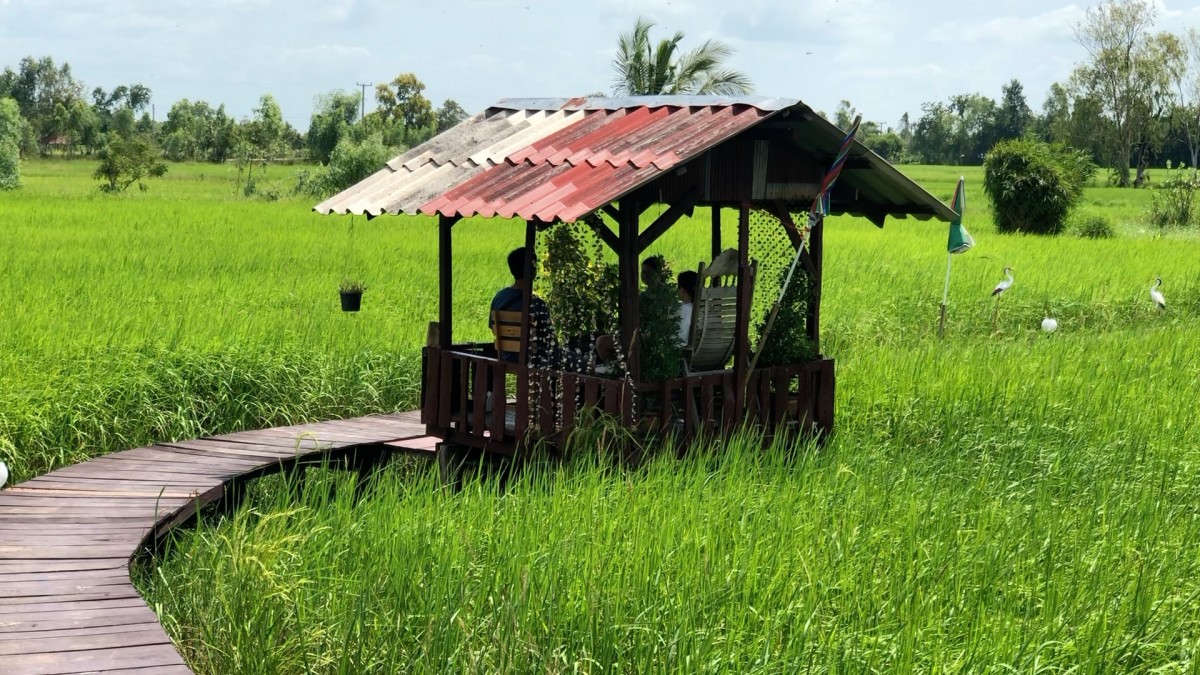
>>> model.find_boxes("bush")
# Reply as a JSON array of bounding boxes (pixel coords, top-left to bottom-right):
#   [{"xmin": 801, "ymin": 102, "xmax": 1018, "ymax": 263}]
[
  {"xmin": 293, "ymin": 133, "xmax": 401, "ymax": 199},
  {"xmin": 1147, "ymin": 163, "xmax": 1199, "ymax": 230},
  {"xmin": 1074, "ymin": 214, "xmax": 1115, "ymax": 239},
  {"xmin": 0, "ymin": 140, "xmax": 19, "ymax": 190},
  {"xmin": 983, "ymin": 138, "xmax": 1093, "ymax": 235}
]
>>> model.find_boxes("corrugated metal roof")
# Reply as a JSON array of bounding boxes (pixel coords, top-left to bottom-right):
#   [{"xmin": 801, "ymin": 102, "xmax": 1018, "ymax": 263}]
[{"xmin": 315, "ymin": 96, "xmax": 955, "ymax": 224}]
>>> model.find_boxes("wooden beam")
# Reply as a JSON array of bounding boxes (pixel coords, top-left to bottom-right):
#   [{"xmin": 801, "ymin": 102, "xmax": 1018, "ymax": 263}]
[
  {"xmin": 711, "ymin": 205, "xmax": 722, "ymax": 259},
  {"xmin": 437, "ymin": 215, "xmax": 459, "ymax": 349},
  {"xmin": 519, "ymin": 220, "xmax": 537, "ymax": 363},
  {"xmin": 808, "ymin": 217, "xmax": 824, "ymax": 351},
  {"xmin": 602, "ymin": 204, "xmax": 621, "ymax": 223},
  {"xmin": 733, "ymin": 203, "xmax": 751, "ymax": 418},
  {"xmin": 584, "ymin": 212, "xmax": 620, "ymax": 253},
  {"xmin": 637, "ymin": 189, "xmax": 700, "ymax": 253},
  {"xmin": 618, "ymin": 198, "xmax": 642, "ymax": 383}
]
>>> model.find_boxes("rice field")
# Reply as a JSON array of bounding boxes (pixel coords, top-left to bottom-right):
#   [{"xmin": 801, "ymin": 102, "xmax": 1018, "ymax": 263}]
[{"xmin": 5, "ymin": 159, "xmax": 1200, "ymax": 672}]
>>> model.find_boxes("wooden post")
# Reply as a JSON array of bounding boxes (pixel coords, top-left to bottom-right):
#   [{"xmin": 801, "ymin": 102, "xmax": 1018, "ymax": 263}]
[
  {"xmin": 711, "ymin": 205, "xmax": 722, "ymax": 260},
  {"xmin": 807, "ymin": 216, "xmax": 823, "ymax": 353},
  {"xmin": 519, "ymin": 220, "xmax": 537, "ymax": 363},
  {"xmin": 438, "ymin": 215, "xmax": 456, "ymax": 349},
  {"xmin": 618, "ymin": 198, "xmax": 641, "ymax": 382},
  {"xmin": 732, "ymin": 203, "xmax": 751, "ymax": 419}
]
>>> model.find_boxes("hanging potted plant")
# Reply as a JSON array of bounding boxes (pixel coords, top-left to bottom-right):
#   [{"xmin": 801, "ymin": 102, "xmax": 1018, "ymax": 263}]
[
  {"xmin": 339, "ymin": 217, "xmax": 365, "ymax": 312},
  {"xmin": 339, "ymin": 278, "xmax": 366, "ymax": 312}
]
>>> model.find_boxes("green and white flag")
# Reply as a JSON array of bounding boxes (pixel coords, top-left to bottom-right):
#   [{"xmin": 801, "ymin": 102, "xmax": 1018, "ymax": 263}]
[{"xmin": 947, "ymin": 176, "xmax": 973, "ymax": 254}]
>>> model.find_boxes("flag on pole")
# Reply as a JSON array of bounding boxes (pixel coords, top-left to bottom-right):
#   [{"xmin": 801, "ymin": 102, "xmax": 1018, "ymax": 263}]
[
  {"xmin": 947, "ymin": 176, "xmax": 973, "ymax": 254},
  {"xmin": 806, "ymin": 116, "xmax": 861, "ymax": 232}
]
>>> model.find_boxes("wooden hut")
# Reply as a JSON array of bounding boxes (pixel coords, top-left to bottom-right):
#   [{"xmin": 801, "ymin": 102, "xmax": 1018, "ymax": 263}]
[{"xmin": 317, "ymin": 96, "xmax": 954, "ymax": 458}]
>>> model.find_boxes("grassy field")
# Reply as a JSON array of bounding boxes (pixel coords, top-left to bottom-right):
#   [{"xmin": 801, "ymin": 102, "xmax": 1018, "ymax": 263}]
[{"xmin": 4, "ymin": 159, "xmax": 1200, "ymax": 672}]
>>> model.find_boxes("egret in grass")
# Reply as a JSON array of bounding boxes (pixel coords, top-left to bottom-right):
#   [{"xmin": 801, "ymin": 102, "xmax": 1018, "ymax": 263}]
[
  {"xmin": 991, "ymin": 267, "xmax": 1014, "ymax": 296},
  {"xmin": 1041, "ymin": 317, "xmax": 1058, "ymax": 333},
  {"xmin": 1150, "ymin": 277, "xmax": 1166, "ymax": 309},
  {"xmin": 0, "ymin": 460, "xmax": 7, "ymax": 488}
]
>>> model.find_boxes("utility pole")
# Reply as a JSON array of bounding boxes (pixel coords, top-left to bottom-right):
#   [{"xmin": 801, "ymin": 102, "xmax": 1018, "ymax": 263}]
[{"xmin": 355, "ymin": 82, "xmax": 371, "ymax": 122}]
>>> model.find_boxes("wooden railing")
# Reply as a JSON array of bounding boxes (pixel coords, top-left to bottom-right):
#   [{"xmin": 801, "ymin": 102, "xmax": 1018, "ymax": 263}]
[{"xmin": 422, "ymin": 344, "xmax": 834, "ymax": 453}]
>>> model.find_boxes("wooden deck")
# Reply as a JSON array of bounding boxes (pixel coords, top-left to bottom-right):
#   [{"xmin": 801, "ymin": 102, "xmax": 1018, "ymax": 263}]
[{"xmin": 0, "ymin": 411, "xmax": 435, "ymax": 675}]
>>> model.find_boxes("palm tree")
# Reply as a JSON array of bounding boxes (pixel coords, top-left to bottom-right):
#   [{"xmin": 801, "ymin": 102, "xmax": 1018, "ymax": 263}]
[{"xmin": 611, "ymin": 17, "xmax": 753, "ymax": 97}]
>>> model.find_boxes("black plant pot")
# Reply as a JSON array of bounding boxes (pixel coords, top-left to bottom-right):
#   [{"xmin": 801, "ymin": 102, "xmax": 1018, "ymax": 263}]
[{"xmin": 339, "ymin": 290, "xmax": 362, "ymax": 312}]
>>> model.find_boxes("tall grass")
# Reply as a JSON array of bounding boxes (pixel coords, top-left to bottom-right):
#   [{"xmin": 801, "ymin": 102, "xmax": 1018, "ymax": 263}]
[
  {"xmin": 6, "ymin": 159, "xmax": 1200, "ymax": 671},
  {"xmin": 141, "ymin": 321, "xmax": 1200, "ymax": 672}
]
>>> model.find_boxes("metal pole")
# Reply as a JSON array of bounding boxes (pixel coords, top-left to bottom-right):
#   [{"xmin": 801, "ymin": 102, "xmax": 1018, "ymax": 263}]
[{"xmin": 938, "ymin": 253, "xmax": 953, "ymax": 339}]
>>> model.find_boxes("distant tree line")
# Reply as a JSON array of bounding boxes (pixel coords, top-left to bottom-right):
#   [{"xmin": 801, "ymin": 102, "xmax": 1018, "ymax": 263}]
[
  {"xmin": 833, "ymin": 0, "xmax": 1200, "ymax": 188},
  {"xmin": 0, "ymin": 55, "xmax": 469, "ymax": 167}
]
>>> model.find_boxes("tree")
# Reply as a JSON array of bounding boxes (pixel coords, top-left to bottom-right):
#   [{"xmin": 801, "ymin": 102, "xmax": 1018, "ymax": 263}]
[
  {"xmin": 1, "ymin": 56, "xmax": 85, "ymax": 152},
  {"xmin": 995, "ymin": 79, "xmax": 1033, "ymax": 141},
  {"xmin": 1172, "ymin": 28, "xmax": 1200, "ymax": 171},
  {"xmin": 93, "ymin": 134, "xmax": 167, "ymax": 193},
  {"xmin": 436, "ymin": 99, "xmax": 469, "ymax": 133},
  {"xmin": 375, "ymin": 73, "xmax": 435, "ymax": 130},
  {"xmin": 611, "ymin": 17, "xmax": 751, "ymax": 96},
  {"xmin": 307, "ymin": 90, "xmax": 359, "ymax": 163},
  {"xmin": 1071, "ymin": 0, "xmax": 1183, "ymax": 186},
  {"xmin": 0, "ymin": 97, "xmax": 26, "ymax": 189}
]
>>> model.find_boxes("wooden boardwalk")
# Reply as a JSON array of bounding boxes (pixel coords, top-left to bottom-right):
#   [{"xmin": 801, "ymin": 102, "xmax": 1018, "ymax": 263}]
[{"xmin": 0, "ymin": 411, "xmax": 435, "ymax": 675}]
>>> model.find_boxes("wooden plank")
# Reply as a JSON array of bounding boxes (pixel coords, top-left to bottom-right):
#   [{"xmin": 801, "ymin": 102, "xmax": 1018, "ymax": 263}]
[
  {"xmin": 103, "ymin": 447, "xmax": 268, "ymax": 468},
  {"xmin": 538, "ymin": 370, "xmax": 555, "ymax": 434},
  {"xmin": 0, "ymin": 596, "xmax": 149, "ymax": 615},
  {"xmin": 457, "ymin": 355, "xmax": 470, "ymax": 431},
  {"xmin": 773, "ymin": 368, "xmax": 789, "ymax": 431},
  {"xmin": 561, "ymin": 373, "xmax": 577, "ymax": 430},
  {"xmin": 722, "ymin": 371, "xmax": 736, "ymax": 432},
  {"xmin": 422, "ymin": 345, "xmax": 440, "ymax": 424},
  {"xmin": 0, "ymin": 620, "xmax": 161, "ymax": 642},
  {"xmin": 583, "ymin": 378, "xmax": 599, "ymax": 408},
  {"xmin": 0, "ymin": 545, "xmax": 146, "ymax": 560},
  {"xmin": 0, "ymin": 605, "xmax": 159, "ymax": 632},
  {"xmin": 0, "ymin": 576, "xmax": 134, "ymax": 600},
  {"xmin": 2, "ymin": 643, "xmax": 186, "ymax": 674},
  {"xmin": 437, "ymin": 350, "xmax": 454, "ymax": 428},
  {"xmin": 311, "ymin": 419, "xmax": 426, "ymax": 438},
  {"xmin": 0, "ymin": 626, "xmax": 172, "ymax": 656},
  {"xmin": 473, "ymin": 360, "xmax": 488, "ymax": 436},
  {"xmin": 490, "ymin": 365, "xmax": 506, "ymax": 441},
  {"xmin": 0, "ymin": 560, "xmax": 129, "ymax": 576}
]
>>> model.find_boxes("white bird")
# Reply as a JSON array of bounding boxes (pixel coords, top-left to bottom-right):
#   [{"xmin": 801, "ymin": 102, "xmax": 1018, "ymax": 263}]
[
  {"xmin": 1041, "ymin": 317, "xmax": 1058, "ymax": 333},
  {"xmin": 992, "ymin": 267, "xmax": 1014, "ymax": 297},
  {"xmin": 1150, "ymin": 277, "xmax": 1166, "ymax": 310},
  {"xmin": 0, "ymin": 460, "xmax": 7, "ymax": 489}
]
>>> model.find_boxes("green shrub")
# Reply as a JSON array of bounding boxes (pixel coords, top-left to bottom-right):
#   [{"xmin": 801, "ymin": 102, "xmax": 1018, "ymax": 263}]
[
  {"xmin": 983, "ymin": 138, "xmax": 1093, "ymax": 235},
  {"xmin": 293, "ymin": 133, "xmax": 401, "ymax": 199},
  {"xmin": 1147, "ymin": 163, "xmax": 1199, "ymax": 230},
  {"xmin": 0, "ymin": 140, "xmax": 19, "ymax": 190},
  {"xmin": 1074, "ymin": 214, "xmax": 1115, "ymax": 239}
]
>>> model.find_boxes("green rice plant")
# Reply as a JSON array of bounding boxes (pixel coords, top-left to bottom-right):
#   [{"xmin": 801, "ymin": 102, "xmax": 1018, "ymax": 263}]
[{"xmin": 5, "ymin": 159, "xmax": 1200, "ymax": 672}]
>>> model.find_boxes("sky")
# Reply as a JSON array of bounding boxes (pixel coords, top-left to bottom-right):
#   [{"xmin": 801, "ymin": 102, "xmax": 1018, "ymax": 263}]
[{"xmin": 4, "ymin": 0, "xmax": 1200, "ymax": 131}]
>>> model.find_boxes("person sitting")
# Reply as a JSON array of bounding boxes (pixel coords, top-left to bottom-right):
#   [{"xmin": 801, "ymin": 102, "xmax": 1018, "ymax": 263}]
[
  {"xmin": 593, "ymin": 256, "xmax": 682, "ymax": 372},
  {"xmin": 490, "ymin": 247, "xmax": 556, "ymax": 364},
  {"xmin": 677, "ymin": 270, "xmax": 697, "ymax": 346}
]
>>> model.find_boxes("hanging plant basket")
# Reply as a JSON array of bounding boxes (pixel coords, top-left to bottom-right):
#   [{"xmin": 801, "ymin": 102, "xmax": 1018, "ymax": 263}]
[{"xmin": 339, "ymin": 280, "xmax": 366, "ymax": 312}]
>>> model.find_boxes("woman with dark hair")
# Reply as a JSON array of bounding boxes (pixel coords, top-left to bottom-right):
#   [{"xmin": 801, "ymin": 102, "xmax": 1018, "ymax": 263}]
[{"xmin": 676, "ymin": 270, "xmax": 697, "ymax": 345}]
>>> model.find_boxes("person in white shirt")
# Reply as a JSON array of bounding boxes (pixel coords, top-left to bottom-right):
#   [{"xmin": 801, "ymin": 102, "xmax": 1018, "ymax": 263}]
[{"xmin": 676, "ymin": 270, "xmax": 697, "ymax": 346}]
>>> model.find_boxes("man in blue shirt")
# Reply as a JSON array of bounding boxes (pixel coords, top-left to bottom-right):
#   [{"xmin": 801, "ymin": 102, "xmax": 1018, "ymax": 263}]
[{"xmin": 490, "ymin": 247, "xmax": 555, "ymax": 363}]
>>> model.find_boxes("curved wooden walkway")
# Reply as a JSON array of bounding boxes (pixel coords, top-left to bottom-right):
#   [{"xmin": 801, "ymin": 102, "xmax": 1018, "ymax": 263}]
[{"xmin": 0, "ymin": 411, "xmax": 435, "ymax": 675}]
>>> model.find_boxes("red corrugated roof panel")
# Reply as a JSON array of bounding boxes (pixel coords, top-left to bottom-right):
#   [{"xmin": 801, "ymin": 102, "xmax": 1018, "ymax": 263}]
[
  {"xmin": 317, "ymin": 96, "xmax": 957, "ymax": 224},
  {"xmin": 418, "ymin": 104, "xmax": 770, "ymax": 222}
]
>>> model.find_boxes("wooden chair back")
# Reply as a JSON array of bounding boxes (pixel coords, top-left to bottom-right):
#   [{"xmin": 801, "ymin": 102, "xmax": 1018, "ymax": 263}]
[
  {"xmin": 686, "ymin": 248, "xmax": 754, "ymax": 372},
  {"xmin": 491, "ymin": 309, "xmax": 523, "ymax": 360}
]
